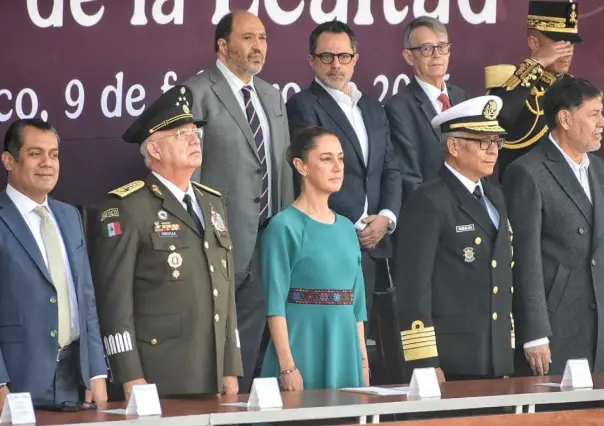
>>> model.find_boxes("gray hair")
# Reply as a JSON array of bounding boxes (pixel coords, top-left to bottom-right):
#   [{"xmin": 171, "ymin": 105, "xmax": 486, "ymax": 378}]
[
  {"xmin": 140, "ymin": 138, "xmax": 151, "ymax": 168},
  {"xmin": 404, "ymin": 16, "xmax": 448, "ymax": 49},
  {"xmin": 441, "ymin": 131, "xmax": 464, "ymax": 156}
]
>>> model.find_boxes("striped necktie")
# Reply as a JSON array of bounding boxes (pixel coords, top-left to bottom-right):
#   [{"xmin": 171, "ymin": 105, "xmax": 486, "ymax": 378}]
[{"xmin": 242, "ymin": 85, "xmax": 269, "ymax": 223}]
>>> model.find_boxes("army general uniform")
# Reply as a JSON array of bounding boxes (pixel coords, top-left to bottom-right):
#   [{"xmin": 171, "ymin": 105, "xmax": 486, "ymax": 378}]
[
  {"xmin": 91, "ymin": 86, "xmax": 243, "ymax": 396},
  {"xmin": 486, "ymin": 0, "xmax": 583, "ymax": 182},
  {"xmin": 394, "ymin": 96, "xmax": 515, "ymax": 381}
]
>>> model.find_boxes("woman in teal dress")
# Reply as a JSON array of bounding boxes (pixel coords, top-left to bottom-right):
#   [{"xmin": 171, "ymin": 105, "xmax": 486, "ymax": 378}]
[{"xmin": 260, "ymin": 126, "xmax": 369, "ymax": 391}]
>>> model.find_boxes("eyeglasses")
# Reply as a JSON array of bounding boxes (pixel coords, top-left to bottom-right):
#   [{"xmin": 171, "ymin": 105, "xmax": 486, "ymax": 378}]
[
  {"xmin": 408, "ymin": 43, "xmax": 452, "ymax": 57},
  {"xmin": 151, "ymin": 127, "xmax": 203, "ymax": 145},
  {"xmin": 456, "ymin": 136, "xmax": 505, "ymax": 150},
  {"xmin": 311, "ymin": 52, "xmax": 356, "ymax": 65}
]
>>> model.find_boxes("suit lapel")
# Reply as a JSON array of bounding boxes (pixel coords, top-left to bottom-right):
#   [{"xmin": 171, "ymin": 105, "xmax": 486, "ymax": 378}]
[
  {"xmin": 193, "ymin": 187, "xmax": 206, "ymax": 232},
  {"xmin": 589, "ymin": 160, "xmax": 604, "ymax": 254},
  {"xmin": 146, "ymin": 174, "xmax": 202, "ymax": 237},
  {"xmin": 409, "ymin": 79, "xmax": 440, "ymax": 141},
  {"xmin": 311, "ymin": 81, "xmax": 366, "ymax": 167},
  {"xmin": 48, "ymin": 199, "xmax": 79, "ymax": 285},
  {"xmin": 357, "ymin": 95, "xmax": 374, "ymax": 170},
  {"xmin": 447, "ymin": 84, "xmax": 466, "ymax": 107},
  {"xmin": 482, "ymin": 182, "xmax": 504, "ymax": 231},
  {"xmin": 0, "ymin": 191, "xmax": 52, "ymax": 284},
  {"xmin": 440, "ymin": 166, "xmax": 496, "ymax": 240},
  {"xmin": 542, "ymin": 139, "xmax": 593, "ymax": 226},
  {"xmin": 209, "ymin": 65, "xmax": 259, "ymax": 161}
]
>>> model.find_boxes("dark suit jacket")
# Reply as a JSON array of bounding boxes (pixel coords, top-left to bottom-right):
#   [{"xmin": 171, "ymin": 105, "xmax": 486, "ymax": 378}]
[
  {"xmin": 385, "ymin": 79, "xmax": 470, "ymax": 203},
  {"xmin": 0, "ymin": 192, "xmax": 106, "ymax": 398},
  {"xmin": 286, "ymin": 80, "xmax": 402, "ymax": 258},
  {"xmin": 395, "ymin": 167, "xmax": 514, "ymax": 379},
  {"xmin": 503, "ymin": 138, "xmax": 604, "ymax": 375}
]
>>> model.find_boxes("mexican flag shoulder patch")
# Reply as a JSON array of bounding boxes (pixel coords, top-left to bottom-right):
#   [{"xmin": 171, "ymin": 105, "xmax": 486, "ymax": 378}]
[{"xmin": 102, "ymin": 221, "xmax": 123, "ymax": 237}]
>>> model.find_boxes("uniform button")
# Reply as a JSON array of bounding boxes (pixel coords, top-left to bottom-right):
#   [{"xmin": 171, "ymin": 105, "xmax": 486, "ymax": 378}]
[
  {"xmin": 510, "ymin": 286, "xmax": 514, "ymax": 294},
  {"xmin": 475, "ymin": 237, "xmax": 482, "ymax": 245},
  {"xmin": 511, "ymin": 261, "xmax": 515, "ymax": 268},
  {"xmin": 210, "ymin": 265, "xmax": 214, "ymax": 273},
  {"xmin": 509, "ymin": 313, "xmax": 513, "ymax": 319},
  {"xmin": 254, "ymin": 197, "xmax": 260, "ymax": 203},
  {"xmin": 493, "ymin": 286, "xmax": 499, "ymax": 294},
  {"xmin": 590, "ymin": 302, "xmax": 597, "ymax": 311},
  {"xmin": 50, "ymin": 330, "xmax": 57, "ymax": 338},
  {"xmin": 169, "ymin": 245, "xmax": 176, "ymax": 251},
  {"xmin": 213, "ymin": 289, "xmax": 218, "ymax": 297},
  {"xmin": 204, "ymin": 241, "xmax": 209, "ymax": 249},
  {"xmin": 228, "ymin": 245, "xmax": 232, "ymax": 251},
  {"xmin": 492, "ymin": 313, "xmax": 498, "ymax": 320},
  {"xmin": 214, "ymin": 313, "xmax": 220, "ymax": 323},
  {"xmin": 151, "ymin": 338, "xmax": 158, "ymax": 345},
  {"xmin": 578, "ymin": 227, "xmax": 585, "ymax": 235},
  {"xmin": 50, "ymin": 296, "xmax": 57, "ymax": 303},
  {"xmin": 491, "ymin": 260, "xmax": 497, "ymax": 268},
  {"xmin": 592, "ymin": 258, "xmax": 597, "ymax": 267}
]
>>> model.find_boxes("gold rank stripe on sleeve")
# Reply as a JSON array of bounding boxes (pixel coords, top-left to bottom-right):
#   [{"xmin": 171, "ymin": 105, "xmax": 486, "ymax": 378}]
[
  {"xmin": 502, "ymin": 59, "xmax": 543, "ymax": 91},
  {"xmin": 400, "ymin": 320, "xmax": 438, "ymax": 361},
  {"xmin": 192, "ymin": 181, "xmax": 222, "ymax": 197},
  {"xmin": 108, "ymin": 180, "xmax": 145, "ymax": 198}
]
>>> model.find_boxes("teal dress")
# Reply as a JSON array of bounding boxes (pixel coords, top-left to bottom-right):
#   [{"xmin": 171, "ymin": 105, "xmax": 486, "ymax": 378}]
[{"xmin": 260, "ymin": 205, "xmax": 367, "ymax": 389}]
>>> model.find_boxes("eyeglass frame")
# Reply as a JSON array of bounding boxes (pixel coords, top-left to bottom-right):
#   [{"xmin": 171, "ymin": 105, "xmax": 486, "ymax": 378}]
[
  {"xmin": 455, "ymin": 135, "xmax": 505, "ymax": 150},
  {"xmin": 407, "ymin": 42, "xmax": 452, "ymax": 57},
  {"xmin": 149, "ymin": 127, "xmax": 204, "ymax": 148},
  {"xmin": 311, "ymin": 52, "xmax": 357, "ymax": 65}
]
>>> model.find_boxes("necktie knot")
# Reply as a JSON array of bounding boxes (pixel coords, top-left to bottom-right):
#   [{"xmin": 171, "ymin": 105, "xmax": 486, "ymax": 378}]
[
  {"xmin": 242, "ymin": 85, "xmax": 253, "ymax": 98},
  {"xmin": 34, "ymin": 205, "xmax": 50, "ymax": 219},
  {"xmin": 472, "ymin": 185, "xmax": 483, "ymax": 200},
  {"xmin": 438, "ymin": 93, "xmax": 451, "ymax": 111}
]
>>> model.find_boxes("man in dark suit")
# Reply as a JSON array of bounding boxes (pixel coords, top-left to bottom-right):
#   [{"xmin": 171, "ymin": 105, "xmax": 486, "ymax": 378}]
[
  {"xmin": 92, "ymin": 86, "xmax": 242, "ymax": 399},
  {"xmin": 183, "ymin": 11, "xmax": 293, "ymax": 391},
  {"xmin": 385, "ymin": 16, "xmax": 470, "ymax": 202},
  {"xmin": 395, "ymin": 96, "xmax": 514, "ymax": 382},
  {"xmin": 0, "ymin": 119, "xmax": 107, "ymax": 408},
  {"xmin": 503, "ymin": 77, "xmax": 604, "ymax": 376},
  {"xmin": 286, "ymin": 20, "xmax": 402, "ymax": 323},
  {"xmin": 486, "ymin": 0, "xmax": 581, "ymax": 182}
]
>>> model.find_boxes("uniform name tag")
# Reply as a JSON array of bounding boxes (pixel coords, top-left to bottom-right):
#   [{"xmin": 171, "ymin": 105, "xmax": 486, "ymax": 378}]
[{"xmin": 456, "ymin": 224, "xmax": 475, "ymax": 233}]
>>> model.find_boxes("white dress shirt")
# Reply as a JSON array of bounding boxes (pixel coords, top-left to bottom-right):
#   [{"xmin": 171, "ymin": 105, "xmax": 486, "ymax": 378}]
[
  {"xmin": 315, "ymin": 77, "xmax": 397, "ymax": 232},
  {"xmin": 153, "ymin": 172, "xmax": 205, "ymax": 229},
  {"xmin": 6, "ymin": 184, "xmax": 80, "ymax": 342},
  {"xmin": 550, "ymin": 134, "xmax": 591, "ymax": 203},
  {"xmin": 415, "ymin": 76, "xmax": 450, "ymax": 114},
  {"xmin": 444, "ymin": 163, "xmax": 500, "ymax": 228},
  {"xmin": 216, "ymin": 59, "xmax": 273, "ymax": 216}
]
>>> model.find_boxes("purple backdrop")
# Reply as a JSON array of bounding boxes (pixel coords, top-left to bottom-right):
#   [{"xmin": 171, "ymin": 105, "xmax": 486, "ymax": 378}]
[{"xmin": 1, "ymin": 0, "xmax": 603, "ymax": 205}]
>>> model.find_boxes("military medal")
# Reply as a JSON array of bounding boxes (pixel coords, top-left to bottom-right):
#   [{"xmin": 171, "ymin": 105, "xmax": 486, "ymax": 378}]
[
  {"xmin": 167, "ymin": 252, "xmax": 183, "ymax": 269},
  {"xmin": 210, "ymin": 204, "xmax": 227, "ymax": 232},
  {"xmin": 151, "ymin": 184, "xmax": 163, "ymax": 197},
  {"xmin": 157, "ymin": 210, "xmax": 168, "ymax": 220},
  {"xmin": 172, "ymin": 270, "xmax": 180, "ymax": 279},
  {"xmin": 463, "ymin": 247, "xmax": 475, "ymax": 263}
]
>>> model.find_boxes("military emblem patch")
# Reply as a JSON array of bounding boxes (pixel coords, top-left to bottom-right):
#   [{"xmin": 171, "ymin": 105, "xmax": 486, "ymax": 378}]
[
  {"xmin": 463, "ymin": 247, "xmax": 475, "ymax": 263},
  {"xmin": 100, "ymin": 208, "xmax": 119, "ymax": 222},
  {"xmin": 210, "ymin": 204, "xmax": 227, "ymax": 232},
  {"xmin": 167, "ymin": 252, "xmax": 183, "ymax": 269},
  {"xmin": 483, "ymin": 100, "xmax": 498, "ymax": 120}
]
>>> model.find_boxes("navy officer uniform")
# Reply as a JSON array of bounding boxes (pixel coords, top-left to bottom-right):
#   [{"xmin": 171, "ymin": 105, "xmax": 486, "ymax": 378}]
[{"xmin": 394, "ymin": 96, "xmax": 515, "ymax": 381}]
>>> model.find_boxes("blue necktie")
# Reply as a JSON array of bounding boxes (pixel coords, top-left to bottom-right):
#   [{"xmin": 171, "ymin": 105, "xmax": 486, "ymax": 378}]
[{"xmin": 242, "ymin": 85, "xmax": 269, "ymax": 224}]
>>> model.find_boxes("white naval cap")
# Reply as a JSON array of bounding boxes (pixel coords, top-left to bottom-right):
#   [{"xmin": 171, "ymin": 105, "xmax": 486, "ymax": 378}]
[{"xmin": 431, "ymin": 95, "xmax": 507, "ymax": 135}]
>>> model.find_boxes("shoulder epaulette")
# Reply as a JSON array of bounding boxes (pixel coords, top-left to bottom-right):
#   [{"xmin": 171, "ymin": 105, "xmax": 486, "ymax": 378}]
[
  {"xmin": 192, "ymin": 181, "xmax": 222, "ymax": 197},
  {"xmin": 484, "ymin": 64, "xmax": 517, "ymax": 90},
  {"xmin": 108, "ymin": 180, "xmax": 145, "ymax": 198}
]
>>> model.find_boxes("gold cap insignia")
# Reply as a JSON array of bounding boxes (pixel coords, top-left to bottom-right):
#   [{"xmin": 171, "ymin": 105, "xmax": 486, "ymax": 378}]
[
  {"xmin": 180, "ymin": 87, "xmax": 186, "ymax": 95},
  {"xmin": 483, "ymin": 100, "xmax": 498, "ymax": 120},
  {"xmin": 183, "ymin": 104, "xmax": 190, "ymax": 114}
]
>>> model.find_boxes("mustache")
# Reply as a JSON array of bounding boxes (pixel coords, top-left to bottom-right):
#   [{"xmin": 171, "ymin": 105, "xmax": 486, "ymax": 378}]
[{"xmin": 248, "ymin": 50, "xmax": 264, "ymax": 59}]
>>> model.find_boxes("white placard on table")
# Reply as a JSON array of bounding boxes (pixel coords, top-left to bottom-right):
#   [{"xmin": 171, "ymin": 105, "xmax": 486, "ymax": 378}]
[
  {"xmin": 125, "ymin": 383, "xmax": 162, "ymax": 416},
  {"xmin": 561, "ymin": 358, "xmax": 593, "ymax": 389},
  {"xmin": 247, "ymin": 378, "xmax": 283, "ymax": 409},
  {"xmin": 407, "ymin": 367, "xmax": 441, "ymax": 398},
  {"xmin": 0, "ymin": 392, "xmax": 36, "ymax": 425}
]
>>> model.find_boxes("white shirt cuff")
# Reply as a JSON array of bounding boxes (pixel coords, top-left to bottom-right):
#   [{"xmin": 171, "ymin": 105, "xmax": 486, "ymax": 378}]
[
  {"xmin": 523, "ymin": 337, "xmax": 549, "ymax": 349},
  {"xmin": 354, "ymin": 212, "xmax": 369, "ymax": 231},
  {"xmin": 90, "ymin": 375, "xmax": 108, "ymax": 380},
  {"xmin": 379, "ymin": 210, "xmax": 397, "ymax": 233}
]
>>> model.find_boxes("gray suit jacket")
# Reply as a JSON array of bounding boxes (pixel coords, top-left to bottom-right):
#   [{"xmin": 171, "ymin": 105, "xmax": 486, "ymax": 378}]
[
  {"xmin": 184, "ymin": 64, "xmax": 293, "ymax": 278},
  {"xmin": 503, "ymin": 138, "xmax": 604, "ymax": 375},
  {"xmin": 385, "ymin": 79, "xmax": 470, "ymax": 204}
]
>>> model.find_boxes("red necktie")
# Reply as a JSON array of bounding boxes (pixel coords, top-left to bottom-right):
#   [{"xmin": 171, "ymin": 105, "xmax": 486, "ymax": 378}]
[{"xmin": 438, "ymin": 93, "xmax": 452, "ymax": 112}]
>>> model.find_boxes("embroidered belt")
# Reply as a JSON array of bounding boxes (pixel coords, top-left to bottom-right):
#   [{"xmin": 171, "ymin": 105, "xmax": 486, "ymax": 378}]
[{"xmin": 287, "ymin": 288, "xmax": 354, "ymax": 305}]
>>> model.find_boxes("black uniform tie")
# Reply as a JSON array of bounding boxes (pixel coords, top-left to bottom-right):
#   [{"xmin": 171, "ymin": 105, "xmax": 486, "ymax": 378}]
[
  {"xmin": 473, "ymin": 185, "xmax": 490, "ymax": 214},
  {"xmin": 184, "ymin": 194, "xmax": 204, "ymax": 234}
]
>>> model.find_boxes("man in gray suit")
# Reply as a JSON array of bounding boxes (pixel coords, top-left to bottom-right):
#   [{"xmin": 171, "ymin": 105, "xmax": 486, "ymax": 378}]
[
  {"xmin": 183, "ymin": 10, "xmax": 293, "ymax": 391},
  {"xmin": 385, "ymin": 17, "xmax": 470, "ymax": 203},
  {"xmin": 503, "ymin": 77, "xmax": 604, "ymax": 376}
]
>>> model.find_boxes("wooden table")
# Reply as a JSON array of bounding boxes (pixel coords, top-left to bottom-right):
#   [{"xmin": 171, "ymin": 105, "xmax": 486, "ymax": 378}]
[
  {"xmin": 29, "ymin": 375, "xmax": 604, "ymax": 425},
  {"xmin": 343, "ymin": 408, "xmax": 604, "ymax": 425}
]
